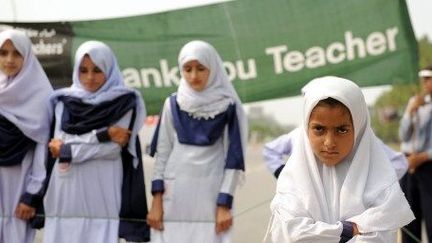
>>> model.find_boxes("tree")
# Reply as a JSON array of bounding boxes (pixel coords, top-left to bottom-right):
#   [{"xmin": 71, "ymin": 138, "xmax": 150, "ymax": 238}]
[{"xmin": 371, "ymin": 36, "xmax": 432, "ymax": 144}]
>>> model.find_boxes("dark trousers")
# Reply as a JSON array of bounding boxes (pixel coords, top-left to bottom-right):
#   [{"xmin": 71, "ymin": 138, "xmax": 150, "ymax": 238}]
[{"xmin": 400, "ymin": 162, "xmax": 432, "ymax": 243}]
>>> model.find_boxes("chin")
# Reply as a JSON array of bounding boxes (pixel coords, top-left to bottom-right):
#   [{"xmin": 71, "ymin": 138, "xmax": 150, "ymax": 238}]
[{"xmin": 321, "ymin": 159, "xmax": 343, "ymax": 167}]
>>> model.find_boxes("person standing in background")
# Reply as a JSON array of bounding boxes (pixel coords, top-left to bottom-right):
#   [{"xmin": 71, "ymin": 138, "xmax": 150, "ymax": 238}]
[
  {"xmin": 399, "ymin": 65, "xmax": 432, "ymax": 243},
  {"xmin": 147, "ymin": 40, "xmax": 248, "ymax": 243}
]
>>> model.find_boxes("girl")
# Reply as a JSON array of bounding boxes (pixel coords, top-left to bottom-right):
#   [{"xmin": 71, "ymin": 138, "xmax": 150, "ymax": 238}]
[
  {"xmin": 147, "ymin": 40, "xmax": 248, "ymax": 243},
  {"xmin": 0, "ymin": 29, "xmax": 53, "ymax": 243},
  {"xmin": 43, "ymin": 41, "xmax": 149, "ymax": 243},
  {"xmin": 266, "ymin": 76, "xmax": 414, "ymax": 242}
]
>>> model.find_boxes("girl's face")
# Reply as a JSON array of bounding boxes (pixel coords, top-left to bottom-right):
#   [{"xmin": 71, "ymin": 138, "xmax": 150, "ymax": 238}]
[
  {"xmin": 422, "ymin": 76, "xmax": 432, "ymax": 94},
  {"xmin": 0, "ymin": 40, "xmax": 24, "ymax": 77},
  {"xmin": 182, "ymin": 60, "xmax": 210, "ymax": 92},
  {"xmin": 307, "ymin": 103, "xmax": 354, "ymax": 166},
  {"xmin": 78, "ymin": 55, "xmax": 106, "ymax": 93}
]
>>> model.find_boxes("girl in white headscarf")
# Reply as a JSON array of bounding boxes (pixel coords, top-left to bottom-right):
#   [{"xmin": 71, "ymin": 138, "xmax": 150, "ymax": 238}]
[
  {"xmin": 43, "ymin": 41, "xmax": 149, "ymax": 243},
  {"xmin": 0, "ymin": 29, "xmax": 53, "ymax": 243},
  {"xmin": 147, "ymin": 40, "xmax": 248, "ymax": 243},
  {"xmin": 266, "ymin": 76, "xmax": 414, "ymax": 242}
]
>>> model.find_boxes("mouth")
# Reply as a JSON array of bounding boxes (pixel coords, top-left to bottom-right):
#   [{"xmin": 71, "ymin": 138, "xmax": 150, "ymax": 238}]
[
  {"xmin": 191, "ymin": 81, "xmax": 202, "ymax": 86},
  {"xmin": 321, "ymin": 151, "xmax": 339, "ymax": 156}
]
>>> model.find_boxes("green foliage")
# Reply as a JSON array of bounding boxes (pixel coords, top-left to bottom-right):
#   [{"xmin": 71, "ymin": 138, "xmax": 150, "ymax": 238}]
[
  {"xmin": 419, "ymin": 36, "xmax": 432, "ymax": 68},
  {"xmin": 372, "ymin": 37, "xmax": 432, "ymax": 143},
  {"xmin": 248, "ymin": 117, "xmax": 294, "ymax": 143},
  {"xmin": 372, "ymin": 84, "xmax": 418, "ymax": 143}
]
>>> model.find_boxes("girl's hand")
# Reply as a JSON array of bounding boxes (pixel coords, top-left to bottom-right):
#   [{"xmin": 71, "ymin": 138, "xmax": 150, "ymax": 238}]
[
  {"xmin": 147, "ymin": 193, "xmax": 164, "ymax": 231},
  {"xmin": 408, "ymin": 95, "xmax": 425, "ymax": 115},
  {"xmin": 408, "ymin": 152, "xmax": 428, "ymax": 173},
  {"xmin": 15, "ymin": 203, "xmax": 36, "ymax": 220},
  {"xmin": 48, "ymin": 139, "xmax": 63, "ymax": 158},
  {"xmin": 215, "ymin": 206, "xmax": 232, "ymax": 234},
  {"xmin": 108, "ymin": 126, "xmax": 131, "ymax": 147},
  {"xmin": 352, "ymin": 222, "xmax": 360, "ymax": 236}
]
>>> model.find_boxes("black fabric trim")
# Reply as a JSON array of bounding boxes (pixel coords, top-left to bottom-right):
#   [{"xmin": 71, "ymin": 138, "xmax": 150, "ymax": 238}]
[
  {"xmin": 119, "ymin": 136, "xmax": 150, "ymax": 242},
  {"xmin": 339, "ymin": 221, "xmax": 354, "ymax": 243},
  {"xmin": 60, "ymin": 93, "xmax": 136, "ymax": 135},
  {"xmin": 0, "ymin": 114, "xmax": 35, "ymax": 166},
  {"xmin": 119, "ymin": 107, "xmax": 150, "ymax": 241},
  {"xmin": 59, "ymin": 144, "xmax": 72, "ymax": 163},
  {"xmin": 274, "ymin": 164, "xmax": 285, "ymax": 178},
  {"xmin": 96, "ymin": 129, "xmax": 110, "ymax": 142},
  {"xmin": 29, "ymin": 114, "xmax": 57, "ymax": 229}
]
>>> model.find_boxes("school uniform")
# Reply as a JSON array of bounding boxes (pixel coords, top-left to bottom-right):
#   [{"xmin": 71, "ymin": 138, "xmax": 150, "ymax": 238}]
[
  {"xmin": 266, "ymin": 76, "xmax": 414, "ymax": 242},
  {"xmin": 149, "ymin": 40, "xmax": 247, "ymax": 243},
  {"xmin": 0, "ymin": 29, "xmax": 53, "ymax": 243},
  {"xmin": 43, "ymin": 41, "xmax": 149, "ymax": 243}
]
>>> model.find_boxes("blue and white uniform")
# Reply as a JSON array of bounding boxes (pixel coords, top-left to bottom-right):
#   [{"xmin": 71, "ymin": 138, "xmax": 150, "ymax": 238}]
[
  {"xmin": 0, "ymin": 29, "xmax": 53, "ymax": 243},
  {"xmin": 150, "ymin": 40, "xmax": 247, "ymax": 243},
  {"xmin": 43, "ymin": 41, "xmax": 148, "ymax": 243}
]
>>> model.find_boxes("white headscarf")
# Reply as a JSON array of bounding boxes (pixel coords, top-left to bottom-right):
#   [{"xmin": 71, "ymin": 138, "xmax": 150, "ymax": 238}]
[
  {"xmin": 51, "ymin": 41, "xmax": 146, "ymax": 163},
  {"xmin": 0, "ymin": 29, "xmax": 53, "ymax": 143},
  {"xmin": 176, "ymin": 40, "xmax": 248, "ymax": 153},
  {"xmin": 273, "ymin": 76, "xmax": 413, "ymax": 233}
]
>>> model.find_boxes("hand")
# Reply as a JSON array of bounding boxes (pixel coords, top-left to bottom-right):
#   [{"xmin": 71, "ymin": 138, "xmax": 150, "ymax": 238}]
[
  {"xmin": 15, "ymin": 203, "xmax": 36, "ymax": 220},
  {"xmin": 215, "ymin": 206, "xmax": 233, "ymax": 234},
  {"xmin": 352, "ymin": 222, "xmax": 360, "ymax": 236},
  {"xmin": 408, "ymin": 95, "xmax": 425, "ymax": 115},
  {"xmin": 147, "ymin": 193, "xmax": 164, "ymax": 230},
  {"xmin": 407, "ymin": 153, "xmax": 428, "ymax": 173},
  {"xmin": 108, "ymin": 126, "xmax": 131, "ymax": 147},
  {"xmin": 48, "ymin": 139, "xmax": 63, "ymax": 158}
]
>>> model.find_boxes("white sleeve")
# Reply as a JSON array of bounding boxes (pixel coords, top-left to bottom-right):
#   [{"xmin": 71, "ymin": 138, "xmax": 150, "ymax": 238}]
[
  {"xmin": 378, "ymin": 139, "xmax": 408, "ymax": 179},
  {"xmin": 263, "ymin": 133, "xmax": 294, "ymax": 174},
  {"xmin": 152, "ymin": 98, "xmax": 175, "ymax": 181},
  {"xmin": 59, "ymin": 110, "xmax": 132, "ymax": 164},
  {"xmin": 269, "ymin": 199, "xmax": 343, "ymax": 242},
  {"xmin": 351, "ymin": 230, "xmax": 397, "ymax": 243},
  {"xmin": 25, "ymin": 142, "xmax": 47, "ymax": 194},
  {"xmin": 398, "ymin": 98, "xmax": 415, "ymax": 143}
]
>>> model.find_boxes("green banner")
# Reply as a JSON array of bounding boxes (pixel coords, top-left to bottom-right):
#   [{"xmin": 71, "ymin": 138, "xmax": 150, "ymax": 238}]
[{"xmin": 0, "ymin": 0, "xmax": 418, "ymax": 114}]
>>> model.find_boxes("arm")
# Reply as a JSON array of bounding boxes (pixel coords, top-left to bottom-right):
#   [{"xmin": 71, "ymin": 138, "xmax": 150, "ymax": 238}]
[
  {"xmin": 216, "ymin": 106, "xmax": 245, "ymax": 233},
  {"xmin": 399, "ymin": 97, "xmax": 417, "ymax": 143},
  {"xmin": 263, "ymin": 132, "xmax": 295, "ymax": 178},
  {"xmin": 269, "ymin": 194, "xmax": 354, "ymax": 242},
  {"xmin": 150, "ymin": 99, "xmax": 174, "ymax": 193},
  {"xmin": 56, "ymin": 141, "xmax": 122, "ymax": 164},
  {"xmin": 147, "ymin": 99, "xmax": 174, "ymax": 230},
  {"xmin": 378, "ymin": 139, "xmax": 408, "ymax": 179},
  {"xmin": 16, "ymin": 142, "xmax": 47, "ymax": 220},
  {"xmin": 50, "ymin": 109, "xmax": 132, "ymax": 164},
  {"xmin": 347, "ymin": 182, "xmax": 414, "ymax": 240}
]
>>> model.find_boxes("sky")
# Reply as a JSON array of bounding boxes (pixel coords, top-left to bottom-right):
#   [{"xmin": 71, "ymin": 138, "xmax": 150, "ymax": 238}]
[{"xmin": 0, "ymin": 0, "xmax": 232, "ymax": 22}]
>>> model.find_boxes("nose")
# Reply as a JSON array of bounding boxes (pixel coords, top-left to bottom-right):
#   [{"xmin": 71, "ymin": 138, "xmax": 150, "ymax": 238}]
[
  {"xmin": 5, "ymin": 53, "xmax": 14, "ymax": 63},
  {"xmin": 86, "ymin": 71, "xmax": 95, "ymax": 81},
  {"xmin": 190, "ymin": 70, "xmax": 199, "ymax": 81},
  {"xmin": 324, "ymin": 132, "xmax": 336, "ymax": 149}
]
